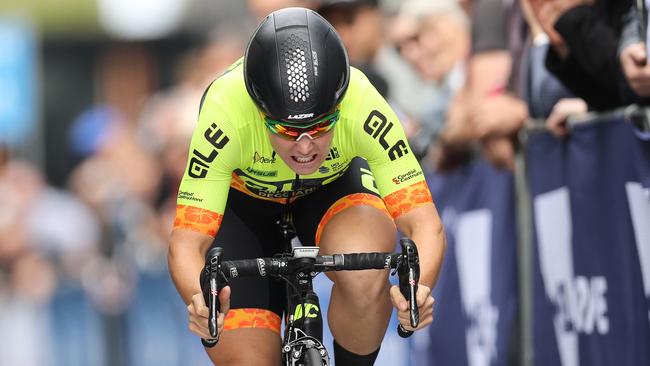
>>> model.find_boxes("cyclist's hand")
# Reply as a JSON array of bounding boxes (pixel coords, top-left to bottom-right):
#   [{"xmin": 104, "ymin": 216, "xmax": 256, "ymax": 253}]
[
  {"xmin": 390, "ymin": 284, "xmax": 435, "ymax": 331},
  {"xmin": 188, "ymin": 286, "xmax": 231, "ymax": 340}
]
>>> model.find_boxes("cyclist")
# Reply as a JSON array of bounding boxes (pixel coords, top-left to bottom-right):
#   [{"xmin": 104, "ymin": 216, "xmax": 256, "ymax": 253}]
[{"xmin": 168, "ymin": 7, "xmax": 446, "ymax": 366}]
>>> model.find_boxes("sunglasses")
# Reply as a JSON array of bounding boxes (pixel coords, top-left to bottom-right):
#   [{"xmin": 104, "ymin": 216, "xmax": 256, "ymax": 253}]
[{"xmin": 264, "ymin": 110, "xmax": 340, "ymax": 141}]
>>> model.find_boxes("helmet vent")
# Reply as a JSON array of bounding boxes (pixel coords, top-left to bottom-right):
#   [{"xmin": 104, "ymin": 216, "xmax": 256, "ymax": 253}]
[{"xmin": 281, "ymin": 34, "xmax": 315, "ymax": 108}]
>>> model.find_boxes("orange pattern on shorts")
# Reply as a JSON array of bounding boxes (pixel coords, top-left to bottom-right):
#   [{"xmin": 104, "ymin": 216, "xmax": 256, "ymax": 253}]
[
  {"xmin": 173, "ymin": 205, "xmax": 223, "ymax": 237},
  {"xmin": 383, "ymin": 181, "xmax": 433, "ymax": 219},
  {"xmin": 223, "ymin": 308, "xmax": 281, "ymax": 335},
  {"xmin": 315, "ymin": 193, "xmax": 392, "ymax": 245}
]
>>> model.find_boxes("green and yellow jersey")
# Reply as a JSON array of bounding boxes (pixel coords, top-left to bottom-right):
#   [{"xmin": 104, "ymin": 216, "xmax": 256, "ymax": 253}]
[{"xmin": 174, "ymin": 59, "xmax": 432, "ymax": 237}]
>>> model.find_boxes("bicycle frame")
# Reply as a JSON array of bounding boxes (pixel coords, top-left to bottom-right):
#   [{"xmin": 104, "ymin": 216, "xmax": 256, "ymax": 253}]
[{"xmin": 281, "ymin": 247, "xmax": 329, "ymax": 365}]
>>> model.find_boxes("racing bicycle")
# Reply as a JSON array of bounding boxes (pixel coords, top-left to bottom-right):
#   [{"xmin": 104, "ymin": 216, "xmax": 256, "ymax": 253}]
[{"xmin": 199, "ymin": 235, "xmax": 420, "ymax": 366}]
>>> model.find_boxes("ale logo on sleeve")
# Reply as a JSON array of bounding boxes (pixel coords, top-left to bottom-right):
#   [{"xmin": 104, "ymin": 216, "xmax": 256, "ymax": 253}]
[
  {"xmin": 363, "ymin": 110, "xmax": 409, "ymax": 161},
  {"xmin": 188, "ymin": 122, "xmax": 230, "ymax": 178}
]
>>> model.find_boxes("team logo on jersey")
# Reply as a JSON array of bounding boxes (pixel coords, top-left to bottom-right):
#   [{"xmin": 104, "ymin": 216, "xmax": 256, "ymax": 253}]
[
  {"xmin": 325, "ymin": 147, "xmax": 340, "ymax": 161},
  {"xmin": 233, "ymin": 168, "xmax": 345, "ymax": 199},
  {"xmin": 253, "ymin": 151, "xmax": 276, "ymax": 164},
  {"xmin": 363, "ymin": 110, "xmax": 409, "ymax": 161},
  {"xmin": 318, "ymin": 166, "xmax": 330, "ymax": 174},
  {"xmin": 188, "ymin": 122, "xmax": 230, "ymax": 178},
  {"xmin": 246, "ymin": 167, "xmax": 277, "ymax": 177},
  {"xmin": 177, "ymin": 190, "xmax": 204, "ymax": 203},
  {"xmin": 391, "ymin": 169, "xmax": 422, "ymax": 184}
]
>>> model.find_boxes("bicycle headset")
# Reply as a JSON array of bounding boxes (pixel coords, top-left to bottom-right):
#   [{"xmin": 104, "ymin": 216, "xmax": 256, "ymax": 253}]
[{"xmin": 244, "ymin": 7, "xmax": 350, "ymax": 125}]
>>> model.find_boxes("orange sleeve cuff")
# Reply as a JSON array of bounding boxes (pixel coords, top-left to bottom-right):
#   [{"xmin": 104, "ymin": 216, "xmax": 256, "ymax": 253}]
[
  {"xmin": 383, "ymin": 181, "xmax": 433, "ymax": 219},
  {"xmin": 173, "ymin": 205, "xmax": 223, "ymax": 237}
]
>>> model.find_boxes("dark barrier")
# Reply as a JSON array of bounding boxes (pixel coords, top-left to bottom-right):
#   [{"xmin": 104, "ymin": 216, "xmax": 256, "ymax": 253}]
[
  {"xmin": 408, "ymin": 159, "xmax": 519, "ymax": 366},
  {"xmin": 526, "ymin": 117, "xmax": 650, "ymax": 366}
]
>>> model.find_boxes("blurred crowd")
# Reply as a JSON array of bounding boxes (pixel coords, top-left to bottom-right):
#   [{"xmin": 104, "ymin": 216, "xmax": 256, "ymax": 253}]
[{"xmin": 0, "ymin": 0, "xmax": 647, "ymax": 365}]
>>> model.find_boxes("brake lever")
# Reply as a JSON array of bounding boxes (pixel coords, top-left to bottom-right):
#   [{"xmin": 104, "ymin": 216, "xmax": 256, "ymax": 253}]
[
  {"xmin": 201, "ymin": 247, "xmax": 226, "ymax": 348},
  {"xmin": 397, "ymin": 238, "xmax": 420, "ymax": 338}
]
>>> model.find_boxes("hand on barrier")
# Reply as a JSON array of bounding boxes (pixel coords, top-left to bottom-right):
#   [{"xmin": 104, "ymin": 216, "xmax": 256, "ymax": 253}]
[{"xmin": 546, "ymin": 98, "xmax": 588, "ymax": 137}]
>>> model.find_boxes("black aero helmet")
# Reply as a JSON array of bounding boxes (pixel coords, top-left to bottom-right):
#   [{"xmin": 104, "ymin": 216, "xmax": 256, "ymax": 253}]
[{"xmin": 244, "ymin": 7, "xmax": 350, "ymax": 124}]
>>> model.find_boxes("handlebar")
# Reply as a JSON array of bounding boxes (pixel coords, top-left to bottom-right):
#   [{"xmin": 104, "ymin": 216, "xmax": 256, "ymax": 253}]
[
  {"xmin": 200, "ymin": 237, "xmax": 420, "ymax": 347},
  {"xmin": 219, "ymin": 252, "xmax": 400, "ymax": 277}
]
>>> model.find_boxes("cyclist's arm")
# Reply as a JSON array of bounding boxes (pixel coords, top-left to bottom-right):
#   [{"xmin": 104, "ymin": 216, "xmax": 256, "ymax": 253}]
[
  {"xmin": 169, "ymin": 230, "xmax": 214, "ymax": 304},
  {"xmin": 168, "ymin": 79, "xmax": 241, "ymax": 305},
  {"xmin": 169, "ymin": 229, "xmax": 232, "ymax": 343},
  {"xmin": 347, "ymin": 69, "xmax": 445, "ymax": 289},
  {"xmin": 394, "ymin": 204, "xmax": 446, "ymax": 288}
]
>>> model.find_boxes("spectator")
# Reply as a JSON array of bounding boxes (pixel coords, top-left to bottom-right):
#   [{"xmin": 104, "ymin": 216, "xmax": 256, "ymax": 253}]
[
  {"xmin": 529, "ymin": 0, "xmax": 633, "ymax": 110},
  {"xmin": 0, "ymin": 159, "xmax": 94, "ymax": 366},
  {"xmin": 0, "ymin": 249, "xmax": 56, "ymax": 366},
  {"xmin": 429, "ymin": 0, "xmax": 527, "ymax": 171},
  {"xmin": 318, "ymin": 0, "xmax": 388, "ymax": 93},
  {"xmin": 619, "ymin": 3, "xmax": 650, "ymax": 100},
  {"xmin": 318, "ymin": 0, "xmax": 437, "ymax": 118},
  {"xmin": 391, "ymin": 0, "xmax": 471, "ymax": 162},
  {"xmin": 521, "ymin": 0, "xmax": 588, "ymax": 137}
]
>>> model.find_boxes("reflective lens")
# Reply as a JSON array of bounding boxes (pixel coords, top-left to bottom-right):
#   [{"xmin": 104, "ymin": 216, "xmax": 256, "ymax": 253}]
[{"xmin": 264, "ymin": 110, "xmax": 340, "ymax": 141}]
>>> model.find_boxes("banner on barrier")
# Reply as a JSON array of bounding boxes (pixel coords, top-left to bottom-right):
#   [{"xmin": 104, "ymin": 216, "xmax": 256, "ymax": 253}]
[
  {"xmin": 527, "ymin": 118, "xmax": 650, "ymax": 366},
  {"xmin": 409, "ymin": 160, "xmax": 518, "ymax": 366}
]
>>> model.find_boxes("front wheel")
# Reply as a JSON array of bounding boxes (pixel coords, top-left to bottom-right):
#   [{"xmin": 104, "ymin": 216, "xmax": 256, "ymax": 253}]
[{"xmin": 303, "ymin": 348, "xmax": 324, "ymax": 366}]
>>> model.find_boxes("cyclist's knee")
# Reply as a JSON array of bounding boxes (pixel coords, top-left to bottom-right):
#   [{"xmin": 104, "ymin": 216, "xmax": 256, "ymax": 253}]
[
  {"xmin": 319, "ymin": 204, "xmax": 396, "ymax": 251},
  {"xmin": 334, "ymin": 269, "xmax": 390, "ymax": 304},
  {"xmin": 207, "ymin": 328, "xmax": 281, "ymax": 366},
  {"xmin": 320, "ymin": 204, "xmax": 395, "ymax": 306}
]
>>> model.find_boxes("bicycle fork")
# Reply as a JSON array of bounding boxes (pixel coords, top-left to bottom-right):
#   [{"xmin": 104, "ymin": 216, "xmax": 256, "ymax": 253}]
[{"xmin": 283, "ymin": 279, "xmax": 329, "ymax": 365}]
